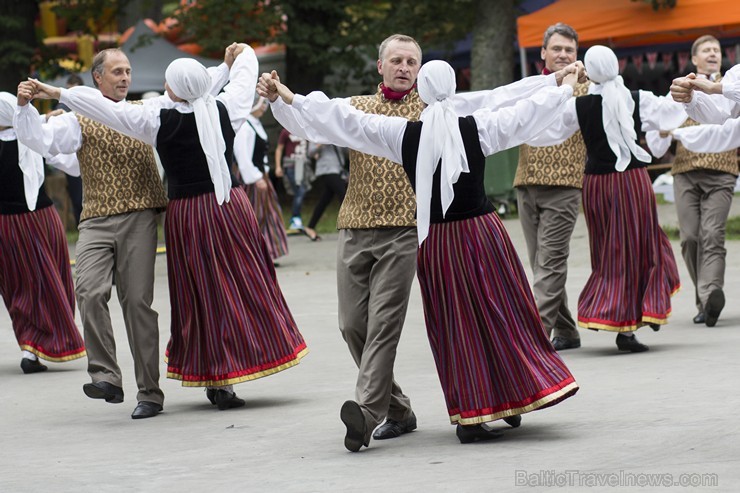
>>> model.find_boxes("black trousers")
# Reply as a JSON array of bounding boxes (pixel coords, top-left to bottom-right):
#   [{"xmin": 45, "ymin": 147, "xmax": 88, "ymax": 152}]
[{"xmin": 308, "ymin": 173, "xmax": 347, "ymax": 229}]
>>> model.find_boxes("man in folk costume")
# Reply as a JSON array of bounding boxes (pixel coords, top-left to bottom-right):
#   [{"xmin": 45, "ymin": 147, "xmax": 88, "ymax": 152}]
[
  {"xmin": 0, "ymin": 92, "xmax": 85, "ymax": 374},
  {"xmin": 15, "ymin": 49, "xmax": 229, "ymax": 419},
  {"xmin": 267, "ymin": 33, "xmax": 586, "ymax": 451},
  {"xmin": 515, "ymin": 23, "xmax": 588, "ymax": 351},
  {"xmin": 646, "ymin": 35, "xmax": 738, "ymax": 327}
]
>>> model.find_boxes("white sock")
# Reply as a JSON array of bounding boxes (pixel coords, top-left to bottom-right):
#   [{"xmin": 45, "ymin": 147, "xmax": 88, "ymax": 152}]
[{"xmin": 22, "ymin": 350, "xmax": 37, "ymax": 361}]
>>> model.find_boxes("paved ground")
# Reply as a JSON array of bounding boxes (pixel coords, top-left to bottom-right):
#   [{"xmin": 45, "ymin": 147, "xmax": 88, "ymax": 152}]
[{"xmin": 2, "ymin": 201, "xmax": 740, "ymax": 492}]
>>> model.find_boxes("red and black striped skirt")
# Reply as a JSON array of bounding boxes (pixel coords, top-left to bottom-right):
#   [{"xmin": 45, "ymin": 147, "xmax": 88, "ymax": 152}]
[
  {"xmin": 243, "ymin": 180, "xmax": 288, "ymax": 261},
  {"xmin": 164, "ymin": 188, "xmax": 307, "ymax": 387},
  {"xmin": 578, "ymin": 168, "xmax": 680, "ymax": 331},
  {"xmin": 417, "ymin": 212, "xmax": 578, "ymax": 425},
  {"xmin": 0, "ymin": 206, "xmax": 85, "ymax": 361}
]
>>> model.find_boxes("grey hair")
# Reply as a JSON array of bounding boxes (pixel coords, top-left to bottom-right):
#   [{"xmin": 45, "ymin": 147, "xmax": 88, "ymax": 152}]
[
  {"xmin": 543, "ymin": 23, "xmax": 579, "ymax": 49},
  {"xmin": 90, "ymin": 48, "xmax": 125, "ymax": 88},
  {"xmin": 378, "ymin": 34, "xmax": 422, "ymax": 61}
]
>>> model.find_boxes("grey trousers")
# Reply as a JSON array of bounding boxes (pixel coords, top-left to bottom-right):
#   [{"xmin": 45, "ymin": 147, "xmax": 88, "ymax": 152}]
[
  {"xmin": 517, "ymin": 186, "xmax": 581, "ymax": 341},
  {"xmin": 337, "ymin": 227, "xmax": 417, "ymax": 440},
  {"xmin": 673, "ymin": 170, "xmax": 736, "ymax": 311},
  {"xmin": 76, "ymin": 209, "xmax": 163, "ymax": 406}
]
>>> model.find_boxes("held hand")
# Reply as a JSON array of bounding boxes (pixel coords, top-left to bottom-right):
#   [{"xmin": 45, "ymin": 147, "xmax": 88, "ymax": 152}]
[
  {"xmin": 17, "ymin": 81, "xmax": 35, "ymax": 106},
  {"xmin": 688, "ymin": 76, "xmax": 722, "ymax": 95},
  {"xmin": 272, "ymin": 72, "xmax": 295, "ymax": 105},
  {"xmin": 670, "ymin": 74, "xmax": 695, "ymax": 103},
  {"xmin": 574, "ymin": 61, "xmax": 588, "ymax": 84},
  {"xmin": 257, "ymin": 71, "xmax": 280, "ymax": 102},
  {"xmin": 232, "ymin": 43, "xmax": 248, "ymax": 59},
  {"xmin": 224, "ymin": 42, "xmax": 238, "ymax": 68},
  {"xmin": 27, "ymin": 78, "xmax": 62, "ymax": 101},
  {"xmin": 562, "ymin": 70, "xmax": 578, "ymax": 90}
]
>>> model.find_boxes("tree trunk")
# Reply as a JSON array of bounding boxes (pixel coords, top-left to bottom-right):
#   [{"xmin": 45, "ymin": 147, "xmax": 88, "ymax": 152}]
[
  {"xmin": 0, "ymin": 1, "xmax": 39, "ymax": 92},
  {"xmin": 470, "ymin": 0, "xmax": 515, "ymax": 90}
]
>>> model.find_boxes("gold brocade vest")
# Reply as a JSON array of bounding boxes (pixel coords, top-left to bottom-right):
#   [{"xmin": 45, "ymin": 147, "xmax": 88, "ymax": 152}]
[
  {"xmin": 336, "ymin": 87, "xmax": 424, "ymax": 229},
  {"xmin": 76, "ymin": 112, "xmax": 168, "ymax": 221},
  {"xmin": 672, "ymin": 118, "xmax": 739, "ymax": 177},
  {"xmin": 513, "ymin": 81, "xmax": 590, "ymax": 189}
]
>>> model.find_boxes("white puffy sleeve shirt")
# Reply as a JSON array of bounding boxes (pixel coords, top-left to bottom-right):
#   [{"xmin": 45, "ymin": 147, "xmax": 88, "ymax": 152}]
[{"xmin": 684, "ymin": 65, "xmax": 740, "ymax": 124}]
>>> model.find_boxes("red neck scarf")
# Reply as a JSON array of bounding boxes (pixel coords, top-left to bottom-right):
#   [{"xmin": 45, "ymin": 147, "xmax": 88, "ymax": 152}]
[
  {"xmin": 542, "ymin": 67, "xmax": 553, "ymax": 75},
  {"xmin": 380, "ymin": 83, "xmax": 415, "ymax": 100}
]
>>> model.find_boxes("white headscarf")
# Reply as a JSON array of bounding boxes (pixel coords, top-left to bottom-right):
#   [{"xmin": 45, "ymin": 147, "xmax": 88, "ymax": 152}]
[
  {"xmin": 248, "ymin": 95, "xmax": 268, "ymax": 141},
  {"xmin": 165, "ymin": 58, "xmax": 231, "ymax": 204},
  {"xmin": 415, "ymin": 60, "xmax": 469, "ymax": 245},
  {"xmin": 585, "ymin": 45, "xmax": 651, "ymax": 171},
  {"xmin": 0, "ymin": 92, "xmax": 45, "ymax": 210}
]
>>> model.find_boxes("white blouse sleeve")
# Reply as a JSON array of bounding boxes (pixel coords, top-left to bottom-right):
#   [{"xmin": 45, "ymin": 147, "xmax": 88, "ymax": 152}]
[
  {"xmin": 515, "ymin": 96, "xmax": 579, "ymax": 148},
  {"xmin": 474, "ymin": 85, "xmax": 575, "ymax": 156},
  {"xmin": 645, "ymin": 130, "xmax": 672, "ymax": 159},
  {"xmin": 232, "ymin": 124, "xmax": 264, "ymax": 185},
  {"xmin": 672, "ymin": 118, "xmax": 740, "ymax": 153},
  {"xmin": 59, "ymin": 86, "xmax": 160, "ymax": 145},
  {"xmin": 216, "ymin": 46, "xmax": 258, "ymax": 134},
  {"xmin": 269, "ymin": 96, "xmax": 352, "ymax": 144},
  {"xmin": 450, "ymin": 73, "xmax": 556, "ymax": 114},
  {"xmin": 292, "ymin": 92, "xmax": 407, "ymax": 164},
  {"xmin": 45, "ymin": 153, "xmax": 81, "ymax": 177},
  {"xmin": 638, "ymin": 90, "xmax": 687, "ymax": 132},
  {"xmin": 207, "ymin": 63, "xmax": 230, "ymax": 96},
  {"xmin": 13, "ymin": 104, "xmax": 82, "ymax": 156}
]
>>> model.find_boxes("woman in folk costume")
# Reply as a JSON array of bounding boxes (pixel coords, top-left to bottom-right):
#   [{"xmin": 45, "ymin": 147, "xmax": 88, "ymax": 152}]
[
  {"xmin": 529, "ymin": 45, "xmax": 681, "ymax": 352},
  {"xmin": 23, "ymin": 44, "xmax": 306, "ymax": 409},
  {"xmin": 233, "ymin": 95, "xmax": 289, "ymax": 262},
  {"xmin": 259, "ymin": 61, "xmax": 579, "ymax": 444},
  {"xmin": 0, "ymin": 92, "xmax": 85, "ymax": 373}
]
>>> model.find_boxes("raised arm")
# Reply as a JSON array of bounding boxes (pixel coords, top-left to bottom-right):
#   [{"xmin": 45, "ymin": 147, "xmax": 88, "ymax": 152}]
[
  {"xmin": 216, "ymin": 44, "xmax": 259, "ymax": 134},
  {"xmin": 680, "ymin": 66, "xmax": 740, "ymax": 123},
  {"xmin": 14, "ymin": 82, "xmax": 82, "ymax": 156},
  {"xmin": 474, "ymin": 83, "xmax": 576, "ymax": 155},
  {"xmin": 638, "ymin": 90, "xmax": 688, "ymax": 132}
]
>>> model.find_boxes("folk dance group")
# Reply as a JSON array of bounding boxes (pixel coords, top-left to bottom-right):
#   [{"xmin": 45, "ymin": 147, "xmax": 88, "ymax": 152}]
[{"xmin": 1, "ymin": 25, "xmax": 737, "ymax": 450}]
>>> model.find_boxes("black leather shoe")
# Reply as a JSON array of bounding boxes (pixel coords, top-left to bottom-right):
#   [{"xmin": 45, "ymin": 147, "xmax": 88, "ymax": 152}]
[
  {"xmin": 83, "ymin": 381, "xmax": 124, "ymax": 403},
  {"xmin": 503, "ymin": 415, "xmax": 522, "ymax": 428},
  {"xmin": 131, "ymin": 401, "xmax": 163, "ymax": 419},
  {"xmin": 693, "ymin": 311, "xmax": 706, "ymax": 324},
  {"xmin": 649, "ymin": 323, "xmax": 661, "ymax": 332},
  {"xmin": 214, "ymin": 390, "xmax": 246, "ymax": 410},
  {"xmin": 206, "ymin": 388, "xmax": 217, "ymax": 405},
  {"xmin": 616, "ymin": 333, "xmax": 649, "ymax": 353},
  {"xmin": 373, "ymin": 412, "xmax": 417, "ymax": 440},
  {"xmin": 704, "ymin": 289, "xmax": 725, "ymax": 327},
  {"xmin": 20, "ymin": 358, "xmax": 48, "ymax": 374},
  {"xmin": 551, "ymin": 337, "xmax": 581, "ymax": 351},
  {"xmin": 340, "ymin": 400, "xmax": 368, "ymax": 452},
  {"xmin": 456, "ymin": 424, "xmax": 504, "ymax": 444}
]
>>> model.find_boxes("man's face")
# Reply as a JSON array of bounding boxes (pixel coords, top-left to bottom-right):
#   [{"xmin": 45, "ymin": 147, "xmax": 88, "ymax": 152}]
[
  {"xmin": 692, "ymin": 41, "xmax": 721, "ymax": 75},
  {"xmin": 94, "ymin": 52, "xmax": 131, "ymax": 101},
  {"xmin": 541, "ymin": 33, "xmax": 577, "ymax": 72},
  {"xmin": 377, "ymin": 40, "xmax": 421, "ymax": 92}
]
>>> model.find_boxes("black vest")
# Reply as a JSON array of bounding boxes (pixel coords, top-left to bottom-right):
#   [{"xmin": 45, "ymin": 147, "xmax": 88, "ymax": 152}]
[
  {"xmin": 0, "ymin": 139, "xmax": 53, "ymax": 215},
  {"xmin": 401, "ymin": 116, "xmax": 495, "ymax": 223},
  {"xmin": 156, "ymin": 101, "xmax": 237, "ymax": 199},
  {"xmin": 575, "ymin": 91, "xmax": 647, "ymax": 175}
]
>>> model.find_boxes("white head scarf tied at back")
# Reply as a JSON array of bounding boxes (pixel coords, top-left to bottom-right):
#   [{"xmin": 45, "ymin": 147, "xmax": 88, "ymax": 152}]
[
  {"xmin": 585, "ymin": 45, "xmax": 651, "ymax": 171},
  {"xmin": 165, "ymin": 58, "xmax": 231, "ymax": 204},
  {"xmin": 0, "ymin": 92, "xmax": 44, "ymax": 210},
  {"xmin": 415, "ymin": 60, "xmax": 469, "ymax": 245}
]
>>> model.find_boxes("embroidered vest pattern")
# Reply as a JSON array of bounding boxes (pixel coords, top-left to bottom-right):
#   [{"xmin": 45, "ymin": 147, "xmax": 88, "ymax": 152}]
[
  {"xmin": 514, "ymin": 82, "xmax": 590, "ymax": 189},
  {"xmin": 76, "ymin": 111, "xmax": 168, "ymax": 221},
  {"xmin": 336, "ymin": 88, "xmax": 424, "ymax": 229},
  {"xmin": 672, "ymin": 118, "xmax": 738, "ymax": 176}
]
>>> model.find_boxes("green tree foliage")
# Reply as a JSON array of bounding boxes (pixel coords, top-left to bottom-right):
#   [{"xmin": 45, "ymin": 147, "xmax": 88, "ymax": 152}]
[{"xmin": 0, "ymin": 2, "xmax": 39, "ymax": 92}]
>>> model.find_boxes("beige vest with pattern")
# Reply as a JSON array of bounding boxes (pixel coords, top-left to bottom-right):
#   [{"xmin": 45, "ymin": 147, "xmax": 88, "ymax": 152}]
[
  {"xmin": 336, "ymin": 88, "xmax": 424, "ymax": 229},
  {"xmin": 514, "ymin": 81, "xmax": 590, "ymax": 189},
  {"xmin": 672, "ymin": 119, "xmax": 738, "ymax": 177},
  {"xmin": 76, "ymin": 112, "xmax": 168, "ymax": 221}
]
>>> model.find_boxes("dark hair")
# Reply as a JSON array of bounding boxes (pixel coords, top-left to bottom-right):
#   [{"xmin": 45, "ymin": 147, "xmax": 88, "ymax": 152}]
[
  {"xmin": 65, "ymin": 74, "xmax": 83, "ymax": 87},
  {"xmin": 90, "ymin": 48, "xmax": 126, "ymax": 88},
  {"xmin": 543, "ymin": 23, "xmax": 579, "ymax": 49},
  {"xmin": 691, "ymin": 35, "xmax": 720, "ymax": 56}
]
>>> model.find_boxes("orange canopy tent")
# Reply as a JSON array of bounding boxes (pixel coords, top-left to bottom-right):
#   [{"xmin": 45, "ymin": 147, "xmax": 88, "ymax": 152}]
[{"xmin": 517, "ymin": 0, "xmax": 740, "ymax": 49}]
